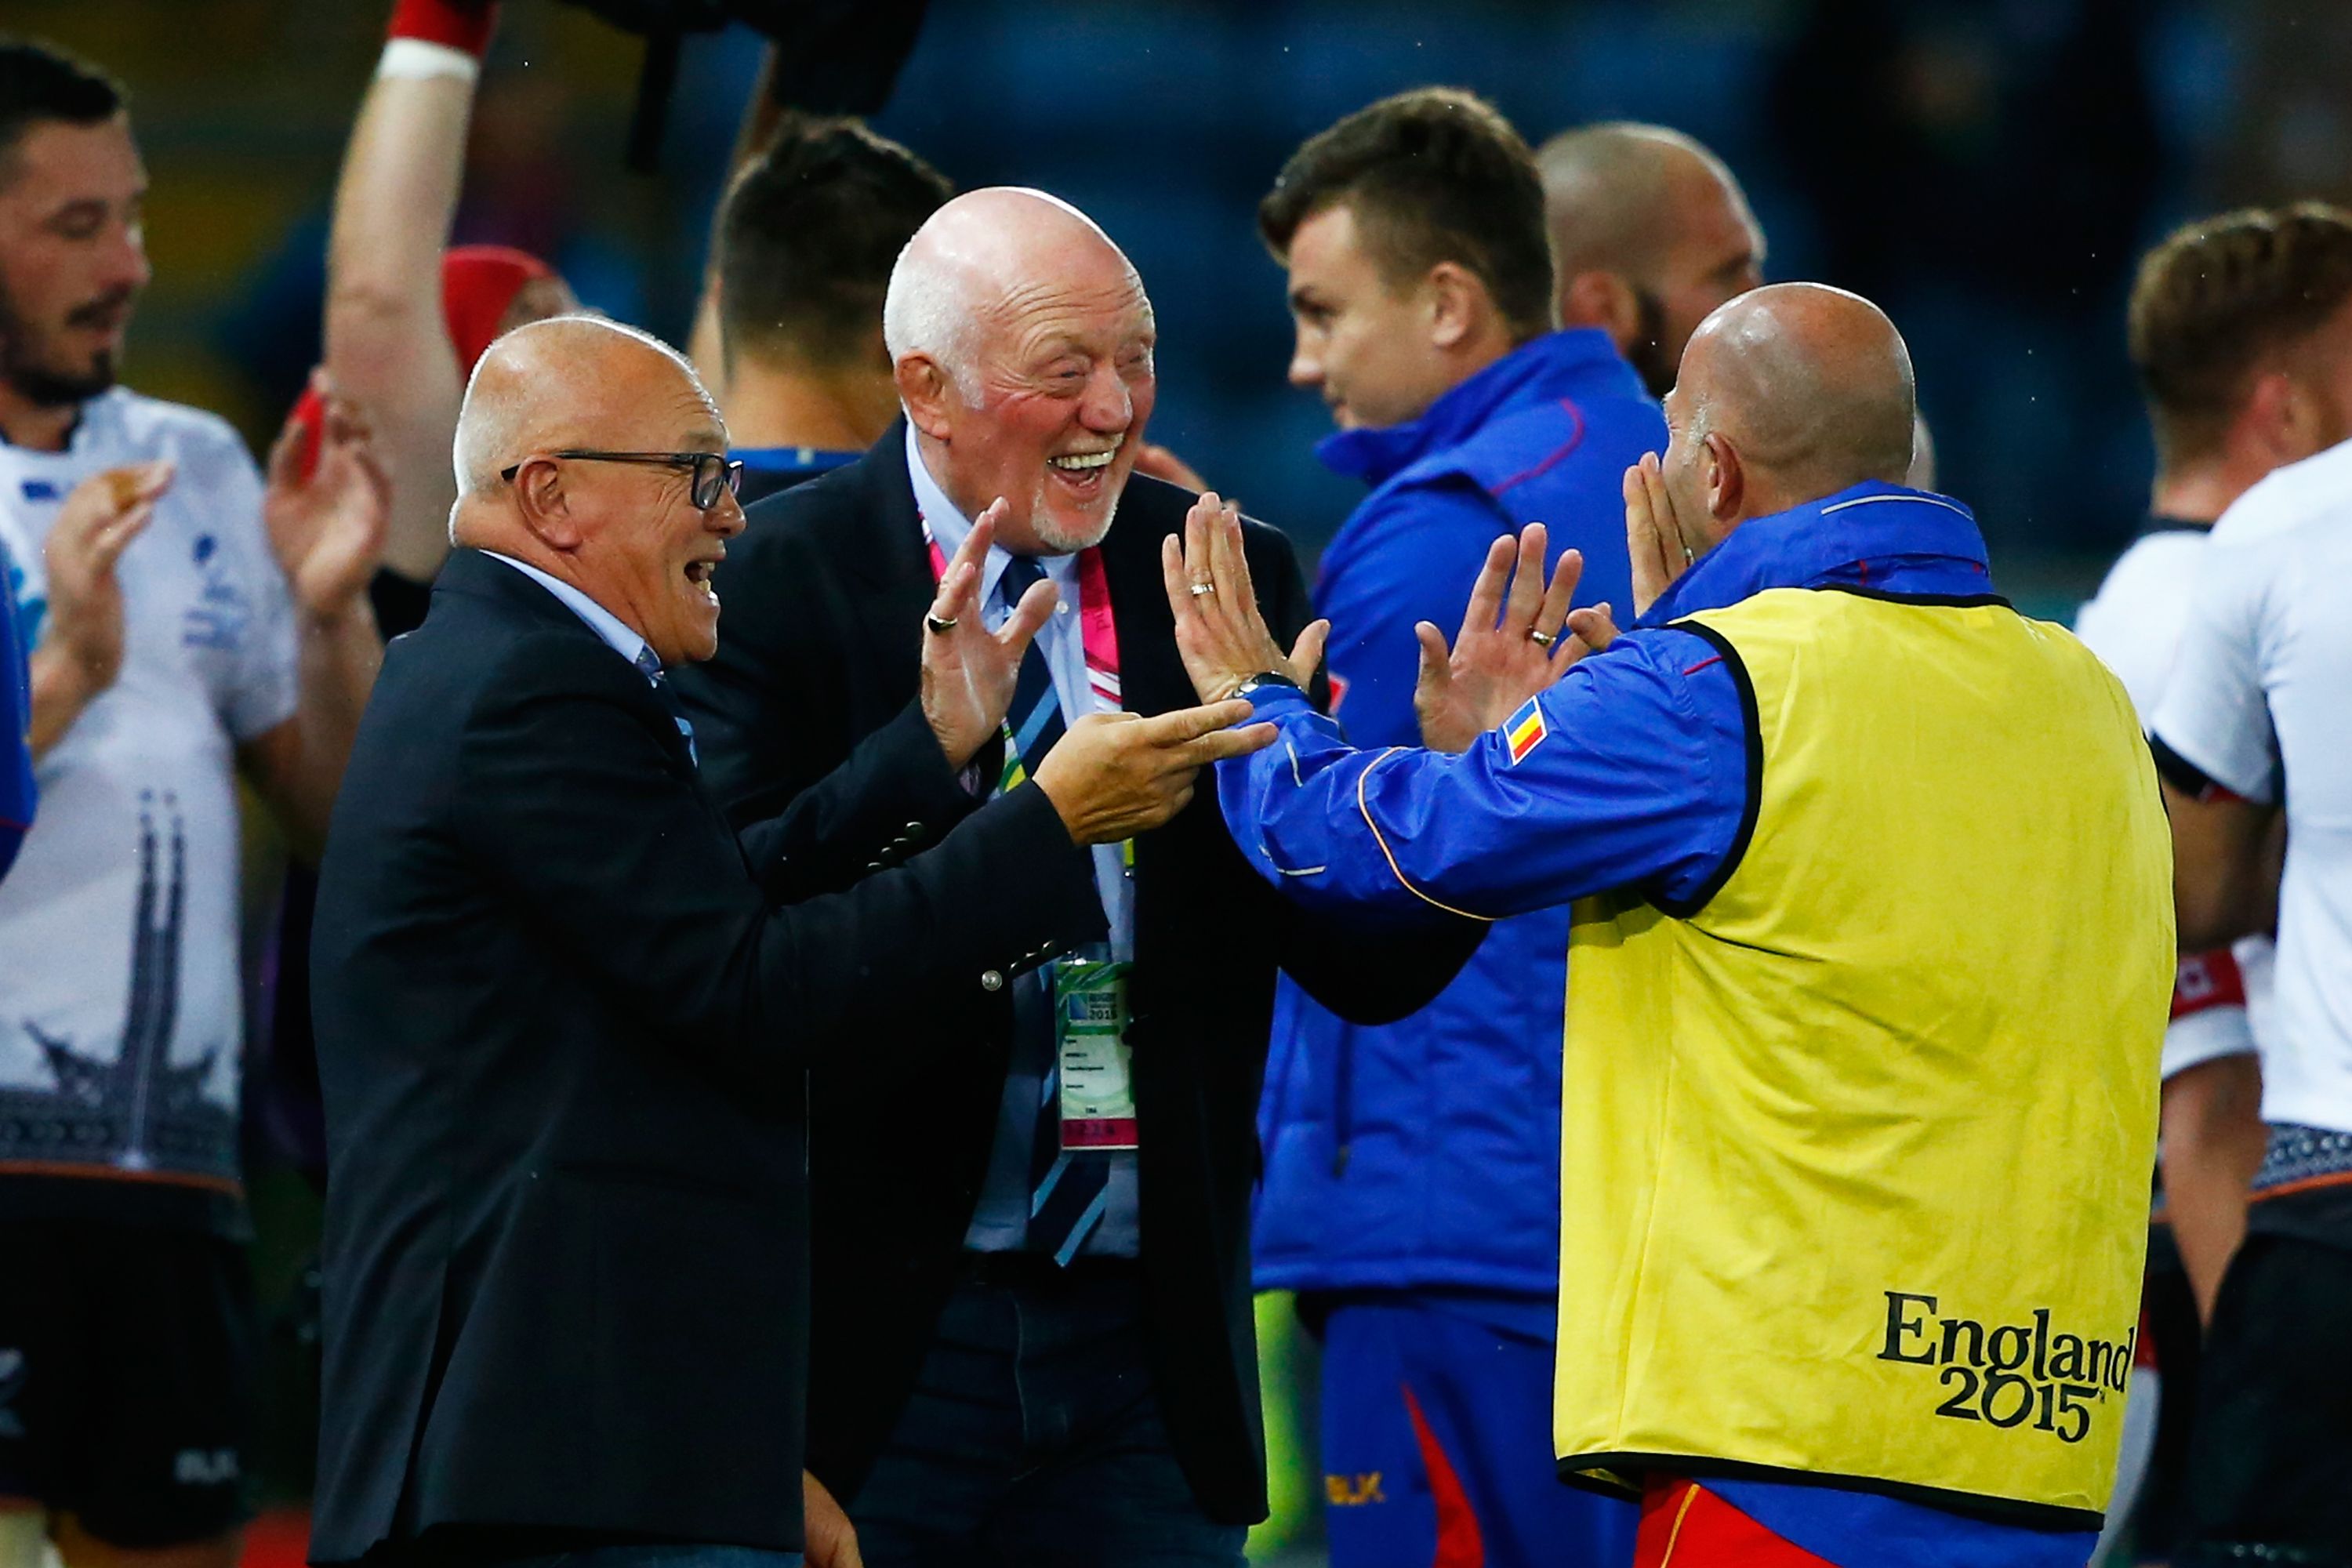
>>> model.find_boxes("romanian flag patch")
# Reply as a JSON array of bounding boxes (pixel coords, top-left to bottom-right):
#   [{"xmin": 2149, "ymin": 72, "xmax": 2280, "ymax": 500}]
[{"xmin": 1504, "ymin": 698, "xmax": 1548, "ymax": 765}]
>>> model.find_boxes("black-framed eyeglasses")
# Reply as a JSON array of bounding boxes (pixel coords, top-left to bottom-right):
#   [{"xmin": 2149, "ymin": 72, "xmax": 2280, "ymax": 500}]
[{"xmin": 501, "ymin": 449, "xmax": 745, "ymax": 510}]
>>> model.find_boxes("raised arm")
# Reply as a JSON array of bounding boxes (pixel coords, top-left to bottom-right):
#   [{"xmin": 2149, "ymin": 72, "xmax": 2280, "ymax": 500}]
[{"xmin": 322, "ymin": 0, "xmax": 496, "ymax": 584}]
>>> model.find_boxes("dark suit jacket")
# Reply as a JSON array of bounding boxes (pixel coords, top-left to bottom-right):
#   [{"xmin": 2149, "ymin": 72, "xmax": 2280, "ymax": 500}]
[
  {"xmin": 308, "ymin": 549, "xmax": 1106, "ymax": 1562},
  {"xmin": 672, "ymin": 427, "xmax": 1479, "ymax": 1525}
]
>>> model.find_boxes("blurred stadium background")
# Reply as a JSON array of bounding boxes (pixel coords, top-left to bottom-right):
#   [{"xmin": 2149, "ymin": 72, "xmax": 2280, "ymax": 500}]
[{"xmin": 13, "ymin": 1, "xmax": 2348, "ymax": 1562}]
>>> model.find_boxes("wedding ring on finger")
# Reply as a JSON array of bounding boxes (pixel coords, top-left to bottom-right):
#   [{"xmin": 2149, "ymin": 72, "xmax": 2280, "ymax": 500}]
[
  {"xmin": 924, "ymin": 612, "xmax": 958, "ymax": 634},
  {"xmin": 1528, "ymin": 629, "xmax": 1557, "ymax": 648},
  {"xmin": 1189, "ymin": 579, "xmax": 1218, "ymax": 598}
]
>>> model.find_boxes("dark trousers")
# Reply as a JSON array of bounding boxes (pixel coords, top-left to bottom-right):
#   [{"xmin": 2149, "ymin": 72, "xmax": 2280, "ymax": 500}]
[
  {"xmin": 850, "ymin": 1258, "xmax": 1246, "ymax": 1567},
  {"xmin": 2177, "ymin": 1232, "xmax": 2352, "ymax": 1566}
]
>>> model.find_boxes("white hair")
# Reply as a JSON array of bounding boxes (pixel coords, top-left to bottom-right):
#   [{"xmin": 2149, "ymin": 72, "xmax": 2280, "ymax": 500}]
[
  {"xmin": 451, "ymin": 314, "xmax": 706, "ymax": 503},
  {"xmin": 880, "ymin": 239, "xmax": 981, "ymax": 399}
]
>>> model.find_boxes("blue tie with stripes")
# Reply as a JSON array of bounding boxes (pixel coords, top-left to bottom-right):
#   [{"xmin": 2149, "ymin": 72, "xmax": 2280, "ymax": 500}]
[
  {"xmin": 995, "ymin": 557, "xmax": 1111, "ymax": 1264},
  {"xmin": 634, "ymin": 645, "xmax": 698, "ymax": 767}
]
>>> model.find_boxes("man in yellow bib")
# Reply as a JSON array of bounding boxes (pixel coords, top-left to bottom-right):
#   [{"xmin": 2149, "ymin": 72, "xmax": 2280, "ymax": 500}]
[{"xmin": 1161, "ymin": 283, "xmax": 2173, "ymax": 1568}]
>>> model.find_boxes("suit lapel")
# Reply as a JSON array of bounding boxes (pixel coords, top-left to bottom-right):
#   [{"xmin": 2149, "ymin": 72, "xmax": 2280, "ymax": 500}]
[
  {"xmin": 837, "ymin": 424, "xmax": 936, "ymax": 713},
  {"xmin": 1094, "ymin": 499, "xmax": 1189, "ymax": 721}
]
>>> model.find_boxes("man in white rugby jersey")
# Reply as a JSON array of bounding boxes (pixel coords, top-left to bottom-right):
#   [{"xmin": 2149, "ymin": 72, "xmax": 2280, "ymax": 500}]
[
  {"xmin": 0, "ymin": 37, "xmax": 386, "ymax": 1568},
  {"xmin": 2075, "ymin": 201, "xmax": 2352, "ymax": 1565},
  {"xmin": 2136, "ymin": 205, "xmax": 2352, "ymax": 1563}
]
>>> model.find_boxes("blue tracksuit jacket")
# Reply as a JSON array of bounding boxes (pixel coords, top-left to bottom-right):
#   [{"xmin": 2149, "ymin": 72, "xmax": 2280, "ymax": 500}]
[{"xmin": 1253, "ymin": 328, "xmax": 1664, "ymax": 1304}]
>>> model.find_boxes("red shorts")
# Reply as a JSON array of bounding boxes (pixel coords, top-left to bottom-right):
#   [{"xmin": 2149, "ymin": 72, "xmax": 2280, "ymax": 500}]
[{"xmin": 1634, "ymin": 1477, "xmax": 1838, "ymax": 1567}]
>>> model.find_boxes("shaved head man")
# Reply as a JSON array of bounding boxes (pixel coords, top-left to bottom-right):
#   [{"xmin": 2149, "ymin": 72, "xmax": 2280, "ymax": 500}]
[
  {"xmin": 1180, "ymin": 274, "xmax": 2169, "ymax": 1567},
  {"xmin": 884, "ymin": 187, "xmax": 1156, "ymax": 555},
  {"xmin": 673, "ymin": 184, "xmax": 1475, "ymax": 1568},
  {"xmin": 1656, "ymin": 281, "xmax": 1915, "ymax": 550},
  {"xmin": 1538, "ymin": 122, "xmax": 1766, "ymax": 397}
]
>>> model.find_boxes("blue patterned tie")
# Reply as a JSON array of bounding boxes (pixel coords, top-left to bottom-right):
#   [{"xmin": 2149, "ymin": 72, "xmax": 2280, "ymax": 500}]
[
  {"xmin": 634, "ymin": 645, "xmax": 698, "ymax": 767},
  {"xmin": 994, "ymin": 557, "xmax": 1110, "ymax": 1265}
]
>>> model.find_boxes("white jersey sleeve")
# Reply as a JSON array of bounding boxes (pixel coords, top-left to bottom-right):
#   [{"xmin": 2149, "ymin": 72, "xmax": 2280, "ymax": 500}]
[
  {"xmin": 2151, "ymin": 536, "xmax": 2280, "ymax": 805},
  {"xmin": 2078, "ymin": 525, "xmax": 2270, "ymax": 1081}
]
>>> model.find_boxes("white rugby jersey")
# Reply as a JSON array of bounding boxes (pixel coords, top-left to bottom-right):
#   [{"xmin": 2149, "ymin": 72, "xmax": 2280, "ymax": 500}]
[
  {"xmin": 0, "ymin": 387, "xmax": 296, "ymax": 1211},
  {"xmin": 2153, "ymin": 437, "xmax": 2352, "ymax": 1135},
  {"xmin": 2077, "ymin": 521, "xmax": 2274, "ymax": 1080}
]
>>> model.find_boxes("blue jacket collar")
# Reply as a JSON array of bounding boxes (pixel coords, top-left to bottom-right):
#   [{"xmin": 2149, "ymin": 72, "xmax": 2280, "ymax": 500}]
[
  {"xmin": 1316, "ymin": 328, "xmax": 1640, "ymax": 488},
  {"xmin": 1639, "ymin": 481, "xmax": 1994, "ymax": 626}
]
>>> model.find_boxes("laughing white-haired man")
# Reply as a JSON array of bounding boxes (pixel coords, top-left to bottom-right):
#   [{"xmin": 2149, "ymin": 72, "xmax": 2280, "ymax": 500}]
[{"xmin": 671, "ymin": 187, "xmax": 1482, "ymax": 1566}]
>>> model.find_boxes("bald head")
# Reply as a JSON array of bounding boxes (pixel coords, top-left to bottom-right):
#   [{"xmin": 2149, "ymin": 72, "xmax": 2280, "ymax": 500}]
[
  {"xmin": 1536, "ymin": 122, "xmax": 1764, "ymax": 395},
  {"xmin": 449, "ymin": 315, "xmax": 741, "ymax": 668},
  {"xmin": 883, "ymin": 187, "xmax": 1148, "ymax": 392},
  {"xmin": 453, "ymin": 315, "xmax": 717, "ymax": 504},
  {"xmin": 1669, "ymin": 283, "xmax": 1916, "ymax": 521}
]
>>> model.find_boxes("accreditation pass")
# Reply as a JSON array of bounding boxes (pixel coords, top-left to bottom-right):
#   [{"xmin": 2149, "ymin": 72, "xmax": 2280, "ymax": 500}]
[{"xmin": 1054, "ymin": 958, "xmax": 1138, "ymax": 1150}]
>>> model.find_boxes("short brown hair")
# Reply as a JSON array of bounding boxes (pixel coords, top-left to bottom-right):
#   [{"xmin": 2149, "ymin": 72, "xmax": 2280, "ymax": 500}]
[
  {"xmin": 1259, "ymin": 88, "xmax": 1554, "ymax": 343},
  {"xmin": 717, "ymin": 113, "xmax": 951, "ymax": 371},
  {"xmin": 2129, "ymin": 203, "xmax": 2352, "ymax": 466}
]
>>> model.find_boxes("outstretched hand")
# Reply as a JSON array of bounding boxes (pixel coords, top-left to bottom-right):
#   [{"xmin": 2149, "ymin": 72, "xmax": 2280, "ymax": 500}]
[
  {"xmin": 1161, "ymin": 490, "xmax": 1327, "ymax": 703},
  {"xmin": 1413, "ymin": 524, "xmax": 1604, "ymax": 753},
  {"xmin": 920, "ymin": 498, "xmax": 1060, "ymax": 770}
]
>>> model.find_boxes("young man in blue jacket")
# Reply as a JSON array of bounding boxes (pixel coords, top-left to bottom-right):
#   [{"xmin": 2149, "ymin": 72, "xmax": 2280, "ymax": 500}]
[{"xmin": 1254, "ymin": 91, "xmax": 1760, "ymax": 1568}]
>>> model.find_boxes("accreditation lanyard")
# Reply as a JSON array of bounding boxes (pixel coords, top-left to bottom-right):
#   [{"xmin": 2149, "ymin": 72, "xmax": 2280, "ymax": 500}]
[{"xmin": 920, "ymin": 514, "xmax": 1141, "ymax": 1150}]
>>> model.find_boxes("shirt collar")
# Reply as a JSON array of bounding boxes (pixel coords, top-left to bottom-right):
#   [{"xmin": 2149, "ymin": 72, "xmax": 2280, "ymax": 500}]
[
  {"xmin": 1638, "ymin": 481, "xmax": 1995, "ymax": 626},
  {"xmin": 902, "ymin": 423, "xmax": 1076, "ymax": 614},
  {"xmin": 481, "ymin": 551, "xmax": 654, "ymax": 676},
  {"xmin": 1315, "ymin": 328, "xmax": 1643, "ymax": 488}
]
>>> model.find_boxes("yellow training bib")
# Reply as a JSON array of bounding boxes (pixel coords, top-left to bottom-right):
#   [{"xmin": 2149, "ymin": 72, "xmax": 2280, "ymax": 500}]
[{"xmin": 1554, "ymin": 587, "xmax": 2172, "ymax": 1529}]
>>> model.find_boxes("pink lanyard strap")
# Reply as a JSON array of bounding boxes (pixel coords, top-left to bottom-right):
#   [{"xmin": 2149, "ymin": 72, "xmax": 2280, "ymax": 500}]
[{"xmin": 921, "ymin": 520, "xmax": 1122, "ymax": 709}]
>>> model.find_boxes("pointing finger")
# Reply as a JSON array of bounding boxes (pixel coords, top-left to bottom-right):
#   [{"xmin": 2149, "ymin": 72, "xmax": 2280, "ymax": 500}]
[
  {"xmin": 1181, "ymin": 720, "xmax": 1279, "ymax": 766},
  {"xmin": 1138, "ymin": 697, "xmax": 1257, "ymax": 746}
]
